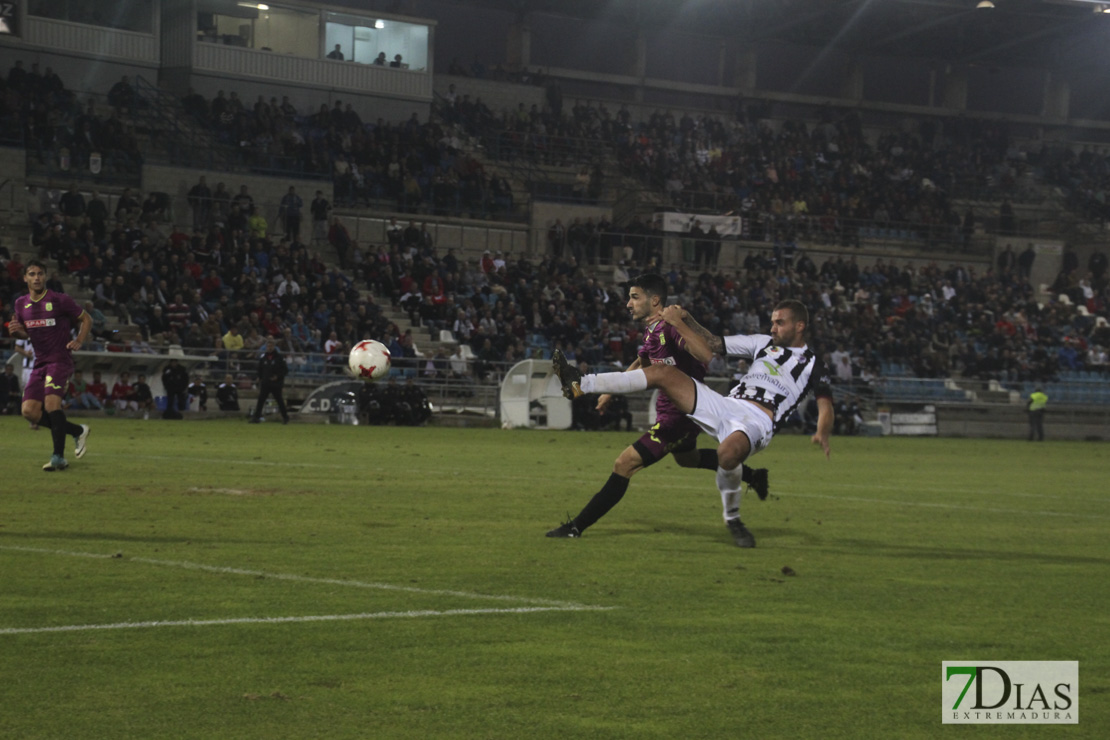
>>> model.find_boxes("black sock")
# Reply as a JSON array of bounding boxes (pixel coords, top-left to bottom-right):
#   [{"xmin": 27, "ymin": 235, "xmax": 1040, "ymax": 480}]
[
  {"xmin": 697, "ymin": 449, "xmax": 718, "ymax": 471},
  {"xmin": 742, "ymin": 466, "xmax": 753, "ymax": 484},
  {"xmin": 38, "ymin": 410, "xmax": 54, "ymax": 429},
  {"xmin": 574, "ymin": 473, "xmax": 630, "ymax": 531},
  {"xmin": 48, "ymin": 410, "xmax": 69, "ymax": 456},
  {"xmin": 51, "ymin": 409, "xmax": 83, "ymax": 437}
]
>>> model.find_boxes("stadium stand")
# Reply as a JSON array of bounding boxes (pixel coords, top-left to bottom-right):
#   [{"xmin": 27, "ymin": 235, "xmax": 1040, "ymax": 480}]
[{"xmin": 2, "ymin": 0, "xmax": 1110, "ymax": 432}]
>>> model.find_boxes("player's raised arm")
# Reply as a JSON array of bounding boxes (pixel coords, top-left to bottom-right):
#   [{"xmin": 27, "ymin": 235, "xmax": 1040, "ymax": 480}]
[
  {"xmin": 661, "ymin": 305, "xmax": 715, "ymax": 364},
  {"xmin": 812, "ymin": 396, "xmax": 834, "ymax": 458},
  {"xmin": 672, "ymin": 308, "xmax": 724, "ymax": 357}
]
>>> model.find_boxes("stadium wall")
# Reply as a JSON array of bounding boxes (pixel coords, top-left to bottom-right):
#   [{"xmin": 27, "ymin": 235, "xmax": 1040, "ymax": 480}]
[
  {"xmin": 937, "ymin": 405, "xmax": 1110, "ymax": 441},
  {"xmin": 432, "ymin": 76, "xmax": 545, "ymax": 116},
  {"xmin": 0, "ymin": 145, "xmax": 25, "ymax": 183}
]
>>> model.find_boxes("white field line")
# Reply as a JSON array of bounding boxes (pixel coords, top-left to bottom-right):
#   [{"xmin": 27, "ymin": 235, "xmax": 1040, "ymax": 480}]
[
  {"xmin": 0, "ymin": 605, "xmax": 612, "ymax": 636},
  {"xmin": 0, "ymin": 545, "xmax": 596, "ymax": 609}
]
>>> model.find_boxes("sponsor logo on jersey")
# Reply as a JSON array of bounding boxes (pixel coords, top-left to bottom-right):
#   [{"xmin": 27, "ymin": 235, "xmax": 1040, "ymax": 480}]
[
  {"xmin": 752, "ymin": 374, "xmax": 789, "ymax": 395},
  {"xmin": 650, "ymin": 357, "xmax": 677, "ymax": 366},
  {"xmin": 24, "ymin": 318, "xmax": 57, "ymax": 328},
  {"xmin": 760, "ymin": 359, "xmax": 782, "ymax": 376}
]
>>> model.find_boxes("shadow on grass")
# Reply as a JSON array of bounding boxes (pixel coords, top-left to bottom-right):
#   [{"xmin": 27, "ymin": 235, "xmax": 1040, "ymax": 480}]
[{"xmin": 568, "ymin": 522, "xmax": 822, "ymax": 546}]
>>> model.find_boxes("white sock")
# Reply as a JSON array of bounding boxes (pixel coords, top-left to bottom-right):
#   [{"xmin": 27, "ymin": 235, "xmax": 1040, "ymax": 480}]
[
  {"xmin": 718, "ymin": 464, "xmax": 745, "ymax": 521},
  {"xmin": 580, "ymin": 369, "xmax": 648, "ymax": 395}
]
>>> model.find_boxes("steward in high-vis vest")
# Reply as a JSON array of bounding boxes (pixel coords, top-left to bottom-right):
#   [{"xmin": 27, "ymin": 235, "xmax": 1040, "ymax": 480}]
[{"xmin": 1028, "ymin": 388, "xmax": 1048, "ymax": 442}]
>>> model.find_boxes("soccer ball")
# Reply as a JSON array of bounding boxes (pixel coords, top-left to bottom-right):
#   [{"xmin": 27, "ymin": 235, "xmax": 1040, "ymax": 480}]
[{"xmin": 349, "ymin": 340, "xmax": 391, "ymax": 381}]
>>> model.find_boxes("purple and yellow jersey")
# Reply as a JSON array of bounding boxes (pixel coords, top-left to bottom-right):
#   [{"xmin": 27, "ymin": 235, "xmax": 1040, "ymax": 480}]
[
  {"xmin": 13, "ymin": 290, "xmax": 85, "ymax": 366},
  {"xmin": 638, "ymin": 318, "xmax": 707, "ymax": 424}
]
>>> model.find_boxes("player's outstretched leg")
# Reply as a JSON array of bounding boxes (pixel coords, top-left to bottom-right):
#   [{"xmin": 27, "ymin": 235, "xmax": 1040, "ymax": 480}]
[
  {"xmin": 74, "ymin": 424, "xmax": 90, "ymax": 459},
  {"xmin": 578, "ymin": 365, "xmax": 696, "ymax": 414},
  {"xmin": 551, "ymin": 349, "xmax": 583, "ymax": 400}
]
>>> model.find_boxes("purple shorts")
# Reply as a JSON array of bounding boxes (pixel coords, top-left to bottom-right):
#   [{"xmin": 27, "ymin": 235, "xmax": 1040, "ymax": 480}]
[
  {"xmin": 22, "ymin": 361, "xmax": 74, "ymax": 404},
  {"xmin": 632, "ymin": 416, "xmax": 701, "ymax": 467}
]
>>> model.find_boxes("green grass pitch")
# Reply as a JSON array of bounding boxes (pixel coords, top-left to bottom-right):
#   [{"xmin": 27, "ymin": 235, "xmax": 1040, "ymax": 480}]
[{"xmin": 1, "ymin": 416, "xmax": 1107, "ymax": 739}]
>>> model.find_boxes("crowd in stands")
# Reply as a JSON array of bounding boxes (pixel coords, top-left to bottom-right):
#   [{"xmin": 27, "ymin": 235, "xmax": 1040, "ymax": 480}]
[
  {"xmin": 3, "ymin": 177, "xmax": 1109, "ymax": 397},
  {"xmin": 3, "ymin": 58, "xmax": 1110, "ymax": 401},
  {"xmin": 1042, "ymin": 145, "xmax": 1110, "ymax": 225},
  {"xmin": 346, "ymin": 219, "xmax": 1110, "ymax": 387},
  {"xmin": 3, "ymin": 192, "xmax": 1109, "ymax": 403},
  {"xmin": 1, "ymin": 62, "xmax": 144, "ymax": 175},
  {"xmin": 440, "ymin": 90, "xmax": 1033, "ymax": 247},
  {"xmin": 0, "ymin": 178, "xmax": 409, "ymax": 377},
  {"xmin": 175, "ymin": 88, "xmax": 518, "ymax": 219}
]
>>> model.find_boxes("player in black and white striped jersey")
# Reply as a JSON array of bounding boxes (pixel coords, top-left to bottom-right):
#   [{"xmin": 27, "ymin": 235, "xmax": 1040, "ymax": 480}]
[{"xmin": 555, "ymin": 299, "xmax": 834, "ymax": 547}]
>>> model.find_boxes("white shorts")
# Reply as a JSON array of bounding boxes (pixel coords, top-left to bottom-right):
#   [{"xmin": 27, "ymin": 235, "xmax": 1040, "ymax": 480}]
[{"xmin": 688, "ymin": 379, "xmax": 774, "ymax": 457}]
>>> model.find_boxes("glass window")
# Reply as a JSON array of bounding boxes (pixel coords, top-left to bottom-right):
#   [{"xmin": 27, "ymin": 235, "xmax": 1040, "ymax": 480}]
[
  {"xmin": 29, "ymin": 0, "xmax": 154, "ymax": 33},
  {"xmin": 324, "ymin": 12, "xmax": 428, "ymax": 71},
  {"xmin": 199, "ymin": 4, "xmax": 319, "ymax": 58}
]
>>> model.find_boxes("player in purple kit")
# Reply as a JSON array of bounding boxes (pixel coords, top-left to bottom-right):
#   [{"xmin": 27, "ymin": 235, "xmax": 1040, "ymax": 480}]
[
  {"xmin": 546, "ymin": 274, "xmax": 768, "ymax": 539},
  {"xmin": 8, "ymin": 260, "xmax": 92, "ymax": 471}
]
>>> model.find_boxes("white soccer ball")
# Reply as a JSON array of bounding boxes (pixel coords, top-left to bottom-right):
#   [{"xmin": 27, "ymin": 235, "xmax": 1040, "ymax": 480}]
[{"xmin": 349, "ymin": 339, "xmax": 391, "ymax": 381}]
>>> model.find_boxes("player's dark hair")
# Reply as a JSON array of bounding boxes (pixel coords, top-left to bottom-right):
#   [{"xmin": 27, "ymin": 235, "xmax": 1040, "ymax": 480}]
[
  {"xmin": 775, "ymin": 299, "xmax": 809, "ymax": 332},
  {"xmin": 23, "ymin": 259, "xmax": 48, "ymax": 275},
  {"xmin": 629, "ymin": 273, "xmax": 668, "ymax": 304}
]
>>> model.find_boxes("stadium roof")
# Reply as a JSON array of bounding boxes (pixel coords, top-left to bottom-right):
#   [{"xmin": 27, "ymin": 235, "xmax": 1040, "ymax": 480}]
[{"xmin": 439, "ymin": 0, "xmax": 1110, "ymax": 68}]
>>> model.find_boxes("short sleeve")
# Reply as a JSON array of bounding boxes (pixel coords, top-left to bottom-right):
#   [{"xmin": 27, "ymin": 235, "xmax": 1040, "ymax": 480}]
[
  {"xmin": 60, "ymin": 293, "xmax": 85, "ymax": 322},
  {"xmin": 723, "ymin": 333, "xmax": 771, "ymax": 358}
]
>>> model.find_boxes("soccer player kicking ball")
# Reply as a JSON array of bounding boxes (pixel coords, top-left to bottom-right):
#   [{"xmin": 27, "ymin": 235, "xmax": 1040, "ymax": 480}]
[
  {"xmin": 553, "ymin": 298, "xmax": 834, "ymax": 548},
  {"xmin": 8, "ymin": 260, "xmax": 92, "ymax": 471},
  {"xmin": 547, "ymin": 274, "xmax": 769, "ymax": 544}
]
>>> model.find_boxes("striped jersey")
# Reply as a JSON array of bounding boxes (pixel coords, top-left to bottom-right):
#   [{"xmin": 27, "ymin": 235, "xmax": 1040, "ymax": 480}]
[
  {"xmin": 722, "ymin": 333, "xmax": 833, "ymax": 431},
  {"xmin": 15, "ymin": 338, "xmax": 34, "ymax": 368}
]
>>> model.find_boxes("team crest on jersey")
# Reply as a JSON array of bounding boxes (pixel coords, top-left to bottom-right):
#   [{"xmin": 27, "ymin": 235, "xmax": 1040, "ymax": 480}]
[{"xmin": 46, "ymin": 302, "xmax": 53, "ymax": 311}]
